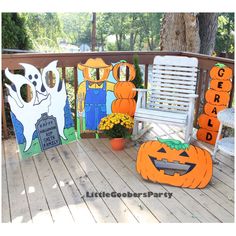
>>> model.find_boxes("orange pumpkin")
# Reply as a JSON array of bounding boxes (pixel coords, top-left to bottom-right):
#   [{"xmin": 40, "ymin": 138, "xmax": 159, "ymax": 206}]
[
  {"xmin": 198, "ymin": 114, "xmax": 220, "ymax": 131},
  {"xmin": 196, "ymin": 128, "xmax": 221, "ymax": 145},
  {"xmin": 205, "ymin": 90, "xmax": 230, "ymax": 106},
  {"xmin": 204, "ymin": 103, "xmax": 226, "ymax": 117},
  {"xmin": 136, "ymin": 139, "xmax": 212, "ymax": 189},
  {"xmin": 114, "ymin": 81, "xmax": 136, "ymax": 99},
  {"xmin": 209, "ymin": 63, "xmax": 232, "ymax": 80},
  {"xmin": 112, "ymin": 99, "xmax": 136, "ymax": 116},
  {"xmin": 113, "ymin": 61, "xmax": 136, "ymax": 81},
  {"xmin": 210, "ymin": 79, "xmax": 232, "ymax": 92}
]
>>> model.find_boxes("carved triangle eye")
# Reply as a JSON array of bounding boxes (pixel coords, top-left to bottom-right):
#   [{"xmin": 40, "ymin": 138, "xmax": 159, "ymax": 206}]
[
  {"xmin": 179, "ymin": 151, "xmax": 189, "ymax": 157},
  {"xmin": 157, "ymin": 147, "xmax": 166, "ymax": 153}
]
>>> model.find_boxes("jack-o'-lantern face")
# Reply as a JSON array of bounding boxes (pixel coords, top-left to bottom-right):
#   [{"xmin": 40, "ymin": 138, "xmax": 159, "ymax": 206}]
[
  {"xmin": 113, "ymin": 61, "xmax": 136, "ymax": 81},
  {"xmin": 78, "ymin": 58, "xmax": 112, "ymax": 83},
  {"xmin": 136, "ymin": 139, "xmax": 212, "ymax": 189}
]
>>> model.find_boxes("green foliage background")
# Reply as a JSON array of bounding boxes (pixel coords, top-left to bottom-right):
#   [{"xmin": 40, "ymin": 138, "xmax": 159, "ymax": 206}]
[{"xmin": 2, "ymin": 12, "xmax": 234, "ymax": 54}]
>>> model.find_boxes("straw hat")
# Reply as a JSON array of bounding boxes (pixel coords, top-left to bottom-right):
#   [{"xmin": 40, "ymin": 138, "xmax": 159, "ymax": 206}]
[{"xmin": 78, "ymin": 58, "xmax": 112, "ymax": 70}]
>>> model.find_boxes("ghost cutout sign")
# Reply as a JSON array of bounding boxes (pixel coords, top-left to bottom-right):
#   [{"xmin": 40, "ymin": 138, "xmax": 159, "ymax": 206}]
[{"xmin": 5, "ymin": 61, "xmax": 76, "ymax": 159}]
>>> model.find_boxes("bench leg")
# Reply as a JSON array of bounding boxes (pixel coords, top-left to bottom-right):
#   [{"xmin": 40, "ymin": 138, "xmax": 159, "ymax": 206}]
[
  {"xmin": 132, "ymin": 120, "xmax": 139, "ymax": 136},
  {"xmin": 184, "ymin": 126, "xmax": 191, "ymax": 143}
]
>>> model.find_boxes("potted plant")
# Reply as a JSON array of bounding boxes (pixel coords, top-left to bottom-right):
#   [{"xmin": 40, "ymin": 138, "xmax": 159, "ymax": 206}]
[{"xmin": 98, "ymin": 113, "xmax": 134, "ymax": 150}]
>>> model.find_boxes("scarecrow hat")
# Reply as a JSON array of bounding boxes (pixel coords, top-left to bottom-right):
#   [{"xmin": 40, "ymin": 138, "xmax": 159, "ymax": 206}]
[{"xmin": 78, "ymin": 58, "xmax": 113, "ymax": 70}]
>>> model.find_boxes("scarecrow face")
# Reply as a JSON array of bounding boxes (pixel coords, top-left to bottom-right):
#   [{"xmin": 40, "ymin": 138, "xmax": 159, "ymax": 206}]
[
  {"xmin": 78, "ymin": 58, "xmax": 112, "ymax": 83},
  {"xmin": 136, "ymin": 139, "xmax": 212, "ymax": 189}
]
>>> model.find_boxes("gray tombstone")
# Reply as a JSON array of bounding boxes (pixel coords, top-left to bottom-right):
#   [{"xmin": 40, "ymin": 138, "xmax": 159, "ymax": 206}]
[{"xmin": 35, "ymin": 113, "xmax": 62, "ymax": 151}]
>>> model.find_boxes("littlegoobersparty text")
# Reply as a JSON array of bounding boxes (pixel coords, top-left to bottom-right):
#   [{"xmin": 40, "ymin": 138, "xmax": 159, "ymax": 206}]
[{"xmin": 86, "ymin": 191, "xmax": 173, "ymax": 199}]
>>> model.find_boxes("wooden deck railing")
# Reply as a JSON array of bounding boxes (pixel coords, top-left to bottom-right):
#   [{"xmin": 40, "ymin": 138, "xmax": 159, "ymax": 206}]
[{"xmin": 1, "ymin": 51, "xmax": 234, "ymax": 139}]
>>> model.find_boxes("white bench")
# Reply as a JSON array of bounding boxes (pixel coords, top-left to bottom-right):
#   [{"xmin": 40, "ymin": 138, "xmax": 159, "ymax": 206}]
[{"xmin": 132, "ymin": 56, "xmax": 199, "ymax": 143}]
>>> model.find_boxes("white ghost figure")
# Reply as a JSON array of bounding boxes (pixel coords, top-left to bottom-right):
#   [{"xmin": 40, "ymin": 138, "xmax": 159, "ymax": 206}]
[
  {"xmin": 41, "ymin": 60, "xmax": 67, "ymax": 140},
  {"xmin": 20, "ymin": 63, "xmax": 47, "ymax": 104},
  {"xmin": 5, "ymin": 68, "xmax": 51, "ymax": 152}
]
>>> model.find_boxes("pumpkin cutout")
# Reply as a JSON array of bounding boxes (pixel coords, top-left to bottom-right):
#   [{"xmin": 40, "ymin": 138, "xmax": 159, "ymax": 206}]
[
  {"xmin": 198, "ymin": 114, "xmax": 220, "ymax": 131},
  {"xmin": 136, "ymin": 139, "xmax": 212, "ymax": 189},
  {"xmin": 209, "ymin": 63, "xmax": 232, "ymax": 80},
  {"xmin": 197, "ymin": 62, "xmax": 232, "ymax": 145},
  {"xmin": 114, "ymin": 82, "xmax": 136, "ymax": 99},
  {"xmin": 112, "ymin": 99, "xmax": 136, "ymax": 116},
  {"xmin": 210, "ymin": 79, "xmax": 232, "ymax": 92},
  {"xmin": 204, "ymin": 103, "xmax": 226, "ymax": 117},
  {"xmin": 113, "ymin": 61, "xmax": 136, "ymax": 81},
  {"xmin": 196, "ymin": 128, "xmax": 221, "ymax": 145},
  {"xmin": 205, "ymin": 90, "xmax": 230, "ymax": 106}
]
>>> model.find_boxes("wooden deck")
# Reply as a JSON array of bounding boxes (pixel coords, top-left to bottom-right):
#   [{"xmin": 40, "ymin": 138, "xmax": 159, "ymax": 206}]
[{"xmin": 1, "ymin": 124, "xmax": 234, "ymax": 223}]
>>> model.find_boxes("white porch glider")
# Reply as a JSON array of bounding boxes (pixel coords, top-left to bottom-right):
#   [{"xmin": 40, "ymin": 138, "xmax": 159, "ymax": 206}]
[{"xmin": 132, "ymin": 56, "xmax": 199, "ymax": 143}]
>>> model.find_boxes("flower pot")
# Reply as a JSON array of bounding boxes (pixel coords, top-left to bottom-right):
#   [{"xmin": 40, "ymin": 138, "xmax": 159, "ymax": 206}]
[{"xmin": 110, "ymin": 138, "xmax": 125, "ymax": 151}]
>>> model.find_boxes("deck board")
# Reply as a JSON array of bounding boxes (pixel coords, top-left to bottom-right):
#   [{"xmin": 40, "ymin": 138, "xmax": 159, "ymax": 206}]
[
  {"xmin": 77, "ymin": 139, "xmax": 159, "ymax": 223},
  {"xmin": 2, "ymin": 123, "xmax": 234, "ymax": 223},
  {"xmin": 64, "ymin": 142, "xmax": 138, "ymax": 223},
  {"xmin": 4, "ymin": 139, "xmax": 32, "ymax": 223},
  {"xmin": 1, "ymin": 141, "xmax": 11, "ymax": 223},
  {"xmin": 33, "ymin": 152, "xmax": 74, "ymax": 222},
  {"xmin": 89, "ymin": 138, "xmax": 181, "ymax": 222},
  {"xmin": 19, "ymin": 151, "xmax": 53, "ymax": 223}
]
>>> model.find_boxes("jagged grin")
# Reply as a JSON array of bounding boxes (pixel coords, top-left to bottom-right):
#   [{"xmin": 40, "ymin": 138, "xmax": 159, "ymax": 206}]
[{"xmin": 149, "ymin": 156, "xmax": 196, "ymax": 176}]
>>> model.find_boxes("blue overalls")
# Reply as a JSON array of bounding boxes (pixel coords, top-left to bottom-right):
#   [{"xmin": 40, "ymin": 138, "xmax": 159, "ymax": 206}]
[{"xmin": 85, "ymin": 81, "xmax": 107, "ymax": 130}]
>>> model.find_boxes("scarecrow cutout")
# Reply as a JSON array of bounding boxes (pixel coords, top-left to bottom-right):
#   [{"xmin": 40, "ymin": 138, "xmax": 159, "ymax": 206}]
[
  {"xmin": 77, "ymin": 58, "xmax": 136, "ymax": 138},
  {"xmin": 136, "ymin": 139, "xmax": 212, "ymax": 189},
  {"xmin": 5, "ymin": 61, "xmax": 76, "ymax": 159},
  {"xmin": 196, "ymin": 63, "xmax": 232, "ymax": 145}
]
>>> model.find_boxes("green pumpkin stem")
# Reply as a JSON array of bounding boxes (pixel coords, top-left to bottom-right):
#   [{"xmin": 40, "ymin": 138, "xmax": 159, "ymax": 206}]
[
  {"xmin": 215, "ymin": 63, "xmax": 226, "ymax": 68},
  {"xmin": 157, "ymin": 138, "xmax": 189, "ymax": 150}
]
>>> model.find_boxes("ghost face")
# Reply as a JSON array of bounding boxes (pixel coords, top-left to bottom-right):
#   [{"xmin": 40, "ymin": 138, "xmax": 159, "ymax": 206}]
[{"xmin": 20, "ymin": 63, "xmax": 47, "ymax": 104}]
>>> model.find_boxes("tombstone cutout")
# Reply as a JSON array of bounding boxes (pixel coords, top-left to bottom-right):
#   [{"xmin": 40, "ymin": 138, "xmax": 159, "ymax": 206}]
[
  {"xmin": 5, "ymin": 61, "xmax": 76, "ymax": 159},
  {"xmin": 35, "ymin": 113, "xmax": 61, "ymax": 151},
  {"xmin": 197, "ymin": 63, "xmax": 232, "ymax": 145}
]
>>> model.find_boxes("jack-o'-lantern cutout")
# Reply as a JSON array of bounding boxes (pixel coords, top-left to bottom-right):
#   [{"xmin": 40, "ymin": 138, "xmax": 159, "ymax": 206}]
[
  {"xmin": 136, "ymin": 139, "xmax": 212, "ymax": 189},
  {"xmin": 210, "ymin": 79, "xmax": 232, "ymax": 92},
  {"xmin": 114, "ymin": 82, "xmax": 136, "ymax": 99},
  {"xmin": 205, "ymin": 90, "xmax": 230, "ymax": 106},
  {"xmin": 198, "ymin": 114, "xmax": 220, "ymax": 131},
  {"xmin": 209, "ymin": 63, "xmax": 232, "ymax": 80},
  {"xmin": 112, "ymin": 99, "xmax": 136, "ymax": 116},
  {"xmin": 204, "ymin": 103, "xmax": 226, "ymax": 117},
  {"xmin": 113, "ymin": 61, "xmax": 136, "ymax": 81},
  {"xmin": 196, "ymin": 128, "xmax": 221, "ymax": 145}
]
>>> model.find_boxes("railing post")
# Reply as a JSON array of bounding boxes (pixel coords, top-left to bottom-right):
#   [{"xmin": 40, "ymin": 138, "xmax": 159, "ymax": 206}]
[
  {"xmin": 73, "ymin": 66, "xmax": 78, "ymax": 130},
  {"xmin": 62, "ymin": 67, "xmax": 66, "ymax": 84},
  {"xmin": 144, "ymin": 64, "xmax": 149, "ymax": 89},
  {"xmin": 2, "ymin": 86, "xmax": 9, "ymax": 139}
]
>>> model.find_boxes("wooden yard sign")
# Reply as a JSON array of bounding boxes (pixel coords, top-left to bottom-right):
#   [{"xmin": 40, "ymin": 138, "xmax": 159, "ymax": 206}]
[
  {"xmin": 5, "ymin": 61, "xmax": 76, "ymax": 159},
  {"xmin": 196, "ymin": 63, "xmax": 232, "ymax": 145},
  {"xmin": 77, "ymin": 58, "xmax": 136, "ymax": 138},
  {"xmin": 136, "ymin": 139, "xmax": 212, "ymax": 189}
]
